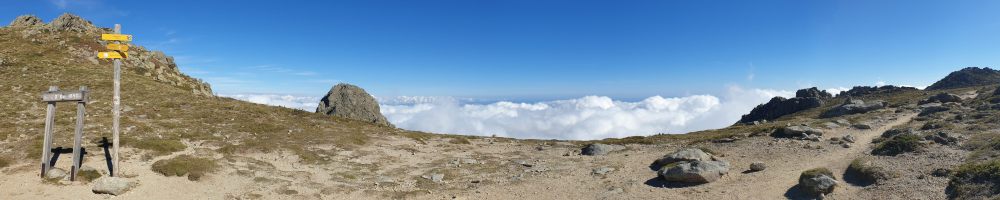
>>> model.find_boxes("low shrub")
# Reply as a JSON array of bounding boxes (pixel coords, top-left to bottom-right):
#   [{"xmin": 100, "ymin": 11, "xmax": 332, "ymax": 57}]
[
  {"xmin": 947, "ymin": 160, "xmax": 1000, "ymax": 199},
  {"xmin": 872, "ymin": 134, "xmax": 924, "ymax": 156},
  {"xmin": 151, "ymin": 155, "xmax": 218, "ymax": 181}
]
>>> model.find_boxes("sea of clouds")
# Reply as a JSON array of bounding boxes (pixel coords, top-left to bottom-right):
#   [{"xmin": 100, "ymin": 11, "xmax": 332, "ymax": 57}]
[{"xmin": 222, "ymin": 86, "xmax": 801, "ymax": 140}]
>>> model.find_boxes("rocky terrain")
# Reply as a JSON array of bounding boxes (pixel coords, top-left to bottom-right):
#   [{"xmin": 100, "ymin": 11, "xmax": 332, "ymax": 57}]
[{"xmin": 2, "ymin": 14, "xmax": 1000, "ymax": 200}]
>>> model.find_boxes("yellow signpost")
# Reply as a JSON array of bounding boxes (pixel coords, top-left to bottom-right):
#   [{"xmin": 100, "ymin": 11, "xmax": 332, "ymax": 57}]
[
  {"xmin": 106, "ymin": 44, "xmax": 129, "ymax": 52},
  {"xmin": 101, "ymin": 34, "xmax": 132, "ymax": 41},
  {"xmin": 97, "ymin": 24, "xmax": 129, "ymax": 177},
  {"xmin": 97, "ymin": 51, "xmax": 127, "ymax": 59}
]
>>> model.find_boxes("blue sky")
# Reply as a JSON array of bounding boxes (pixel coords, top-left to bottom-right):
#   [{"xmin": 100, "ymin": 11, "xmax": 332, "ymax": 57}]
[{"xmin": 4, "ymin": 1, "xmax": 999, "ymax": 99}]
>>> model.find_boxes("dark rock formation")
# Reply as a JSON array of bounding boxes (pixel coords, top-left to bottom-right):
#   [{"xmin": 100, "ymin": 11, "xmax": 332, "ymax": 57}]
[
  {"xmin": 795, "ymin": 87, "xmax": 833, "ymax": 99},
  {"xmin": 737, "ymin": 88, "xmax": 831, "ymax": 124},
  {"xmin": 926, "ymin": 67, "xmax": 1000, "ymax": 90},
  {"xmin": 919, "ymin": 93, "xmax": 962, "ymax": 105},
  {"xmin": 47, "ymin": 13, "xmax": 100, "ymax": 33},
  {"xmin": 7, "ymin": 15, "xmax": 43, "ymax": 27},
  {"xmin": 836, "ymin": 85, "xmax": 919, "ymax": 97},
  {"xmin": 317, "ymin": 83, "xmax": 393, "ymax": 127}
]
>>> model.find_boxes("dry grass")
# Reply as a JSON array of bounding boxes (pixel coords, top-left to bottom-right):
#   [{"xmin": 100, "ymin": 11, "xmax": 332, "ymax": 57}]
[{"xmin": 151, "ymin": 155, "xmax": 218, "ymax": 181}]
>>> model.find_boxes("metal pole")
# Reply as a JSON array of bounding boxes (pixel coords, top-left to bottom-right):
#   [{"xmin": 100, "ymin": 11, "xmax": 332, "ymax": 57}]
[
  {"xmin": 111, "ymin": 24, "xmax": 122, "ymax": 177},
  {"xmin": 70, "ymin": 86, "xmax": 87, "ymax": 181},
  {"xmin": 40, "ymin": 86, "xmax": 57, "ymax": 178}
]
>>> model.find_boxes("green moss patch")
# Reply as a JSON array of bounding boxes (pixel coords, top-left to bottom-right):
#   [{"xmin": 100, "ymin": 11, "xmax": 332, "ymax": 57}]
[{"xmin": 151, "ymin": 155, "xmax": 218, "ymax": 181}]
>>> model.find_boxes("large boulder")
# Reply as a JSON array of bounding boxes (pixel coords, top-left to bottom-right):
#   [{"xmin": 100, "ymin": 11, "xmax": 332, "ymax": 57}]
[
  {"xmin": 821, "ymin": 99, "xmax": 887, "ymax": 118},
  {"xmin": 658, "ymin": 160, "xmax": 730, "ymax": 184},
  {"xmin": 926, "ymin": 67, "xmax": 1000, "ymax": 90},
  {"xmin": 92, "ymin": 177, "xmax": 133, "ymax": 195},
  {"xmin": 654, "ymin": 148, "xmax": 712, "ymax": 169},
  {"xmin": 919, "ymin": 93, "xmax": 962, "ymax": 105},
  {"xmin": 316, "ymin": 83, "xmax": 393, "ymax": 127},
  {"xmin": 798, "ymin": 168, "xmax": 838, "ymax": 196},
  {"xmin": 772, "ymin": 125, "xmax": 824, "ymax": 138},
  {"xmin": 47, "ymin": 13, "xmax": 100, "ymax": 33},
  {"xmin": 581, "ymin": 143, "xmax": 624, "ymax": 156},
  {"xmin": 8, "ymin": 15, "xmax": 44, "ymax": 27}
]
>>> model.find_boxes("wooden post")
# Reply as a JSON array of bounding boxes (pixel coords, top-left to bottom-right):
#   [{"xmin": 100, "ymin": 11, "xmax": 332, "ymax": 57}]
[
  {"xmin": 40, "ymin": 86, "xmax": 57, "ymax": 178},
  {"xmin": 70, "ymin": 86, "xmax": 87, "ymax": 181},
  {"xmin": 111, "ymin": 24, "xmax": 122, "ymax": 177}
]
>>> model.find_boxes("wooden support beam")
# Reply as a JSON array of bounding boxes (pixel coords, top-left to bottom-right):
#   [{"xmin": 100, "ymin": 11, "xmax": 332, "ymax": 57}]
[
  {"xmin": 40, "ymin": 86, "xmax": 57, "ymax": 178},
  {"xmin": 70, "ymin": 86, "xmax": 87, "ymax": 181}
]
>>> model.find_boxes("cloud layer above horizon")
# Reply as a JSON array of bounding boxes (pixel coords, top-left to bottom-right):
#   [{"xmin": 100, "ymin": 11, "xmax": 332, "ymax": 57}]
[{"xmin": 224, "ymin": 86, "xmax": 795, "ymax": 140}]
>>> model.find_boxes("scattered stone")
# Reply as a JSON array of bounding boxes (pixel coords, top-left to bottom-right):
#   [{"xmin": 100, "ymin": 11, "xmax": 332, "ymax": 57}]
[
  {"xmin": 821, "ymin": 98, "xmax": 887, "ymax": 118},
  {"xmin": 711, "ymin": 137, "xmax": 739, "ymax": 143},
  {"xmin": 515, "ymin": 160, "xmax": 534, "ymax": 168},
  {"xmin": 852, "ymin": 123, "xmax": 872, "ymax": 130},
  {"xmin": 92, "ymin": 177, "xmax": 133, "ymax": 195},
  {"xmin": 461, "ymin": 158, "xmax": 478, "ymax": 165},
  {"xmin": 921, "ymin": 122, "xmax": 944, "ymax": 130},
  {"xmin": 316, "ymin": 83, "xmax": 394, "ymax": 127},
  {"xmin": 658, "ymin": 160, "xmax": 730, "ymax": 184},
  {"xmin": 592, "ymin": 167, "xmax": 615, "ymax": 175},
  {"xmin": 927, "ymin": 132, "xmax": 958, "ymax": 145},
  {"xmin": 799, "ymin": 168, "xmax": 838, "ymax": 196},
  {"xmin": 45, "ymin": 168, "xmax": 67, "ymax": 180},
  {"xmin": 581, "ymin": 143, "xmax": 624, "ymax": 156},
  {"xmin": 843, "ymin": 135, "xmax": 856, "ymax": 143},
  {"xmin": 920, "ymin": 93, "xmax": 962, "ymax": 105},
  {"xmin": 841, "ymin": 143, "xmax": 851, "ymax": 148},
  {"xmin": 835, "ymin": 119, "xmax": 850, "ymax": 125},
  {"xmin": 919, "ymin": 104, "xmax": 950, "ymax": 116},
  {"xmin": 803, "ymin": 134, "xmax": 822, "ymax": 142},
  {"xmin": 422, "ymin": 174, "xmax": 445, "ymax": 183},
  {"xmin": 749, "ymin": 162, "xmax": 767, "ymax": 172}
]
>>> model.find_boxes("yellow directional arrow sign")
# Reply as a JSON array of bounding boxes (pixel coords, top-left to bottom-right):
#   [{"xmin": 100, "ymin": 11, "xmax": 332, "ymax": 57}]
[
  {"xmin": 101, "ymin": 34, "xmax": 132, "ymax": 42},
  {"xmin": 97, "ymin": 51, "xmax": 128, "ymax": 59},
  {"xmin": 106, "ymin": 44, "xmax": 129, "ymax": 52}
]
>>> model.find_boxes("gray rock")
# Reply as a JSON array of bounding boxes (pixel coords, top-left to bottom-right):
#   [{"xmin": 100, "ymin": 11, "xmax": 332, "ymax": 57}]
[
  {"xmin": 47, "ymin": 13, "xmax": 99, "ymax": 33},
  {"xmin": 800, "ymin": 174, "xmax": 838, "ymax": 196},
  {"xmin": 841, "ymin": 143, "xmax": 851, "ymax": 148},
  {"xmin": 852, "ymin": 123, "xmax": 872, "ymax": 129},
  {"xmin": 592, "ymin": 167, "xmax": 615, "ymax": 175},
  {"xmin": 658, "ymin": 160, "xmax": 730, "ymax": 184},
  {"xmin": 738, "ymin": 95, "xmax": 824, "ymax": 124},
  {"xmin": 821, "ymin": 99, "xmax": 887, "ymax": 118},
  {"xmin": 45, "ymin": 168, "xmax": 67, "ymax": 180},
  {"xmin": 654, "ymin": 148, "xmax": 712, "ymax": 169},
  {"xmin": 920, "ymin": 93, "xmax": 962, "ymax": 105},
  {"xmin": 749, "ymin": 162, "xmax": 767, "ymax": 172},
  {"xmin": 835, "ymin": 119, "xmax": 849, "ymax": 125},
  {"xmin": 316, "ymin": 83, "xmax": 393, "ymax": 127},
  {"xmin": 92, "ymin": 177, "xmax": 132, "ymax": 195},
  {"xmin": 8, "ymin": 15, "xmax": 44, "ymax": 27},
  {"xmin": 581, "ymin": 143, "xmax": 624, "ymax": 156},
  {"xmin": 823, "ymin": 122, "xmax": 840, "ymax": 129},
  {"xmin": 422, "ymin": 173, "xmax": 444, "ymax": 183},
  {"xmin": 919, "ymin": 104, "xmax": 950, "ymax": 116},
  {"xmin": 796, "ymin": 87, "xmax": 834, "ymax": 99},
  {"xmin": 804, "ymin": 134, "xmax": 822, "ymax": 142},
  {"xmin": 774, "ymin": 125, "xmax": 824, "ymax": 138}
]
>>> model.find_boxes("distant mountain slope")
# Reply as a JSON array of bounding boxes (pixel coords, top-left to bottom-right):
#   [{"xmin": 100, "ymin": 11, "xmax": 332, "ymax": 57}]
[{"xmin": 925, "ymin": 67, "xmax": 1000, "ymax": 90}]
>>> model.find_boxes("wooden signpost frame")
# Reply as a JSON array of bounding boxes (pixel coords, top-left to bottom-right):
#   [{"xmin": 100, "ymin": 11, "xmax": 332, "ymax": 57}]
[{"xmin": 39, "ymin": 86, "xmax": 89, "ymax": 181}]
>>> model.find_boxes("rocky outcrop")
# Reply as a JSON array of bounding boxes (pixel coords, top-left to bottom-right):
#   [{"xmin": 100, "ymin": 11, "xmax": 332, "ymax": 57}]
[
  {"xmin": 926, "ymin": 67, "xmax": 1000, "ymax": 90},
  {"xmin": 3, "ymin": 13, "xmax": 214, "ymax": 96},
  {"xmin": 655, "ymin": 148, "xmax": 729, "ymax": 184},
  {"xmin": 737, "ymin": 88, "xmax": 831, "ymax": 124},
  {"xmin": 836, "ymin": 85, "xmax": 919, "ymax": 97},
  {"xmin": 821, "ymin": 99, "xmax": 887, "ymax": 118},
  {"xmin": 317, "ymin": 83, "xmax": 393, "ymax": 127},
  {"xmin": 47, "ymin": 13, "xmax": 101, "ymax": 33},
  {"xmin": 919, "ymin": 93, "xmax": 961, "ymax": 105},
  {"xmin": 796, "ymin": 87, "xmax": 833, "ymax": 99},
  {"xmin": 7, "ymin": 15, "xmax": 43, "ymax": 27}
]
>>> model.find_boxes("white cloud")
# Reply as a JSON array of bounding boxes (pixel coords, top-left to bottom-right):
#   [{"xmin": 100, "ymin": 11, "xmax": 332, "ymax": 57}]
[
  {"xmin": 825, "ymin": 87, "xmax": 850, "ymax": 96},
  {"xmin": 381, "ymin": 86, "xmax": 792, "ymax": 140},
  {"xmin": 220, "ymin": 94, "xmax": 318, "ymax": 111},
  {"xmin": 223, "ymin": 86, "xmax": 793, "ymax": 140}
]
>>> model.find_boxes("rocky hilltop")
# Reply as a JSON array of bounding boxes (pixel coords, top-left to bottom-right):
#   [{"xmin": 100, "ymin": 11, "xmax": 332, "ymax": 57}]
[
  {"xmin": 926, "ymin": 67, "xmax": 1000, "ymax": 90},
  {"xmin": 3, "ymin": 14, "xmax": 213, "ymax": 96},
  {"xmin": 316, "ymin": 83, "xmax": 393, "ymax": 127}
]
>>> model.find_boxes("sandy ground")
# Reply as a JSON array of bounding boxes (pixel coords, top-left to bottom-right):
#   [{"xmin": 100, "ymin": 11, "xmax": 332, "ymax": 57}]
[{"xmin": 0, "ymin": 110, "xmax": 933, "ymax": 200}]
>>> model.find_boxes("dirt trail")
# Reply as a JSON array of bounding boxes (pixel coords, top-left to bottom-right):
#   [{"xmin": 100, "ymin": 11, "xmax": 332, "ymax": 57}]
[{"xmin": 715, "ymin": 113, "xmax": 918, "ymax": 199}]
